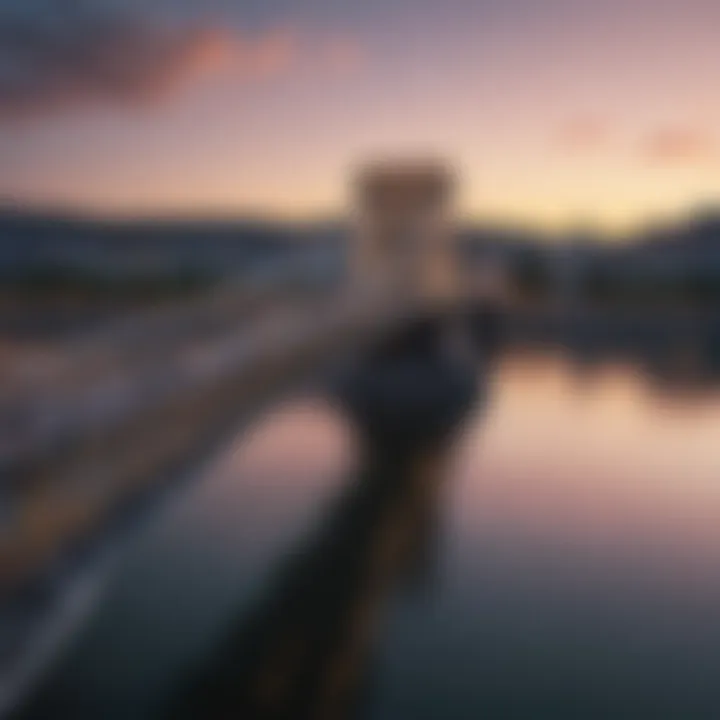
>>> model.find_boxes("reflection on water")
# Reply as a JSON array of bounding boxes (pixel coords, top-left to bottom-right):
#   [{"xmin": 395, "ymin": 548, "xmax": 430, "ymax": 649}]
[
  {"xmin": 168, "ymin": 438, "xmax": 451, "ymax": 719},
  {"xmin": 16, "ymin": 348, "xmax": 720, "ymax": 719},
  {"xmin": 458, "ymin": 353, "xmax": 720, "ymax": 562},
  {"xmin": 378, "ymin": 349, "xmax": 720, "ymax": 719}
]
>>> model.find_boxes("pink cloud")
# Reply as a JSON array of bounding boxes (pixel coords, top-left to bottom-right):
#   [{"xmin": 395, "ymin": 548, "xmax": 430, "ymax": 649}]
[
  {"xmin": 229, "ymin": 29, "xmax": 301, "ymax": 81},
  {"xmin": 0, "ymin": 23, "xmax": 300, "ymax": 120},
  {"xmin": 0, "ymin": 3, "xmax": 363, "ymax": 122},
  {"xmin": 643, "ymin": 127, "xmax": 717, "ymax": 166}
]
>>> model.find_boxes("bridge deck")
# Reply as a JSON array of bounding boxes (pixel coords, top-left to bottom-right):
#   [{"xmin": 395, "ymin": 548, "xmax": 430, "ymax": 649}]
[{"xmin": 1, "ymin": 285, "xmax": 410, "ymax": 599}]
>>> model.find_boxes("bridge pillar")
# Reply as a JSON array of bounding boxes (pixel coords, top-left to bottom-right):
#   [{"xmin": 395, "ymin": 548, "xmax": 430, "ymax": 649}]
[{"xmin": 340, "ymin": 159, "xmax": 479, "ymax": 458}]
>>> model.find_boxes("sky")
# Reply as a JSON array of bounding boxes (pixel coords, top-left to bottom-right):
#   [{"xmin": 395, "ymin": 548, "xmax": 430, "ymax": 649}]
[{"xmin": 1, "ymin": 0, "xmax": 719, "ymax": 231}]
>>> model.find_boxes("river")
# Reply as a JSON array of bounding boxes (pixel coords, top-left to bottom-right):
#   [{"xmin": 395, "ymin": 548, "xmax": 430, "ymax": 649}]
[{"xmin": 15, "ymin": 347, "xmax": 720, "ymax": 719}]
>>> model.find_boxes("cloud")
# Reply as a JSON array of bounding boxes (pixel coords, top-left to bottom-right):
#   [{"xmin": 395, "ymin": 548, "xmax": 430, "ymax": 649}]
[
  {"xmin": 0, "ymin": 1, "xmax": 362, "ymax": 122},
  {"xmin": 555, "ymin": 117, "xmax": 611, "ymax": 152},
  {"xmin": 643, "ymin": 127, "xmax": 717, "ymax": 166}
]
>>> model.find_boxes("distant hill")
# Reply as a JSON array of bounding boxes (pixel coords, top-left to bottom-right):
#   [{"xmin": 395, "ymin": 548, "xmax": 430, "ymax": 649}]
[{"xmin": 0, "ymin": 207, "xmax": 347, "ymax": 278}]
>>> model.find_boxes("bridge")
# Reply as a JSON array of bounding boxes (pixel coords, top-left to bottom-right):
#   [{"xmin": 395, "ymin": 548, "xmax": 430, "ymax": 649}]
[{"xmin": 0, "ymin": 160, "xmax": 491, "ymax": 718}]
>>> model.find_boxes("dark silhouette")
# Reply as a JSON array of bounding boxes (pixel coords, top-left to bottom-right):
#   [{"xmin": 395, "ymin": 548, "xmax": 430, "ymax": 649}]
[
  {"xmin": 165, "ymin": 448, "xmax": 449, "ymax": 720},
  {"xmin": 163, "ymin": 316, "xmax": 483, "ymax": 720}
]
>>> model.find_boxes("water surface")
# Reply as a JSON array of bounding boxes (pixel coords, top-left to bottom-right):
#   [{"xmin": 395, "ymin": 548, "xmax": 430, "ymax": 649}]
[{"xmin": 19, "ymin": 349, "xmax": 720, "ymax": 719}]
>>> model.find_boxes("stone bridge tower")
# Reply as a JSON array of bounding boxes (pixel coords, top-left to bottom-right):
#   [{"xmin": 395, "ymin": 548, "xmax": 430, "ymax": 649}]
[{"xmin": 353, "ymin": 159, "xmax": 460, "ymax": 314}]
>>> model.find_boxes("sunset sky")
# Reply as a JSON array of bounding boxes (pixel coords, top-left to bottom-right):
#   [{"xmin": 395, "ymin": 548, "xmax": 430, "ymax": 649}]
[{"xmin": 1, "ymin": 0, "xmax": 719, "ymax": 230}]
